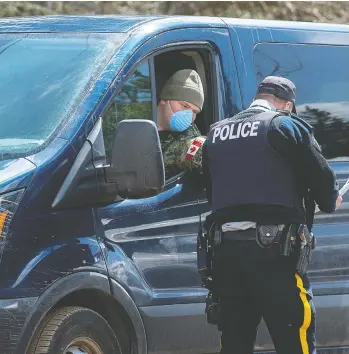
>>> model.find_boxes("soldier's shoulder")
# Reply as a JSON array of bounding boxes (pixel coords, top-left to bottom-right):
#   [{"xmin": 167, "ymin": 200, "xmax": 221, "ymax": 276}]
[
  {"xmin": 161, "ymin": 125, "xmax": 207, "ymax": 156},
  {"xmin": 184, "ymin": 135, "xmax": 206, "ymax": 166},
  {"xmin": 187, "ymin": 135, "xmax": 206, "ymax": 145},
  {"xmin": 184, "ymin": 124, "xmax": 203, "ymax": 136}
]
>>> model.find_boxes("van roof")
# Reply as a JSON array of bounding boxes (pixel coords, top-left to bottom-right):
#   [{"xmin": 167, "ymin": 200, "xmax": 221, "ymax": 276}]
[{"xmin": 0, "ymin": 15, "xmax": 349, "ymax": 34}]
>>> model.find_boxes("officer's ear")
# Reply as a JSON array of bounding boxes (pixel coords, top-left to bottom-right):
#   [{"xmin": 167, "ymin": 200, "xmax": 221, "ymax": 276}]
[{"xmin": 283, "ymin": 101, "xmax": 293, "ymax": 113}]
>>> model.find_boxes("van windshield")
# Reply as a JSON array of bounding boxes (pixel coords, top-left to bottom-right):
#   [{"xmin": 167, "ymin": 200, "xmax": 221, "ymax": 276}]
[{"xmin": 0, "ymin": 33, "xmax": 126, "ymax": 159}]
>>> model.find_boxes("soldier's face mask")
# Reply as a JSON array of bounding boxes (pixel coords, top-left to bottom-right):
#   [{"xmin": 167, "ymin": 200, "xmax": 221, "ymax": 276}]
[{"xmin": 168, "ymin": 101, "xmax": 193, "ymax": 132}]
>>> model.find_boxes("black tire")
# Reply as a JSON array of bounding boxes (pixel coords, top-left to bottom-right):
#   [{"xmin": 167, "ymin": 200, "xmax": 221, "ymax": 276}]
[{"xmin": 28, "ymin": 306, "xmax": 122, "ymax": 354}]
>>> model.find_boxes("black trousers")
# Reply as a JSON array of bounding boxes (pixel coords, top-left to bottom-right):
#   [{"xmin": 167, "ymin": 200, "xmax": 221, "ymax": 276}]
[{"xmin": 212, "ymin": 238, "xmax": 316, "ymax": 354}]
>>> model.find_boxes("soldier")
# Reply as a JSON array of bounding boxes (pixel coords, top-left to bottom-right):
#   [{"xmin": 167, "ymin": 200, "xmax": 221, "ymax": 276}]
[{"xmin": 157, "ymin": 69, "xmax": 206, "ymax": 179}]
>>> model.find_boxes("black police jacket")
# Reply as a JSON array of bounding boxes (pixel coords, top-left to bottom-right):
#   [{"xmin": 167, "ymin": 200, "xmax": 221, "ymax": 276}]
[{"xmin": 202, "ymin": 108, "xmax": 339, "ymax": 226}]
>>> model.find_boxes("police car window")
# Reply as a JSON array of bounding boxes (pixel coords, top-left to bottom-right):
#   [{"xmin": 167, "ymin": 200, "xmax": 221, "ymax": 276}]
[
  {"xmin": 253, "ymin": 43, "xmax": 349, "ymax": 161},
  {"xmin": 102, "ymin": 61, "xmax": 152, "ymax": 161}
]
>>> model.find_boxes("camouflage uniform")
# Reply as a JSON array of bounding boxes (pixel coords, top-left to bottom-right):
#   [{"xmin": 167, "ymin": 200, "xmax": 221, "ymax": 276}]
[{"xmin": 159, "ymin": 124, "xmax": 206, "ymax": 180}]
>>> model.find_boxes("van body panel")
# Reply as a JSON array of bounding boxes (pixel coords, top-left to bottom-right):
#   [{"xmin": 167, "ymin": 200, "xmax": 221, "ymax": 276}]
[{"xmin": 0, "ymin": 158, "xmax": 36, "ymax": 194}]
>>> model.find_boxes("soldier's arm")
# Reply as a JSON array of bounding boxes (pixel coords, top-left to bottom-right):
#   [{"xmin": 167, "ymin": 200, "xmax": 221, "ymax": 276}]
[
  {"xmin": 268, "ymin": 116, "xmax": 339, "ymax": 213},
  {"xmin": 169, "ymin": 136, "xmax": 206, "ymax": 173}
]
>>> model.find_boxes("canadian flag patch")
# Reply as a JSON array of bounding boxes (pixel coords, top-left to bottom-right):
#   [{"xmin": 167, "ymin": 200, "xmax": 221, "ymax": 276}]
[{"xmin": 185, "ymin": 137, "xmax": 205, "ymax": 161}]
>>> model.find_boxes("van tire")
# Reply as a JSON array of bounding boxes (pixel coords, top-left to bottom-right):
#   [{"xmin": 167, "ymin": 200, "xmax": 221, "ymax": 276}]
[{"xmin": 28, "ymin": 306, "xmax": 122, "ymax": 354}]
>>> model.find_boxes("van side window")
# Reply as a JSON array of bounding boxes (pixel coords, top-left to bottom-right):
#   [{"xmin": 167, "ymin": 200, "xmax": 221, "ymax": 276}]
[
  {"xmin": 254, "ymin": 43, "xmax": 349, "ymax": 161},
  {"xmin": 102, "ymin": 61, "xmax": 152, "ymax": 161}
]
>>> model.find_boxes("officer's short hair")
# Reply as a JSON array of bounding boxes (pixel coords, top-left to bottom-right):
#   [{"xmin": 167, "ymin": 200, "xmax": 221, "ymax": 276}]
[{"xmin": 257, "ymin": 76, "xmax": 297, "ymax": 113}]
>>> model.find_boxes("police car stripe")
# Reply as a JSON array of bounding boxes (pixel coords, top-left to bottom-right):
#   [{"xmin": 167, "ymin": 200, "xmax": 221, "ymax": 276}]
[{"xmin": 295, "ymin": 274, "xmax": 311, "ymax": 354}]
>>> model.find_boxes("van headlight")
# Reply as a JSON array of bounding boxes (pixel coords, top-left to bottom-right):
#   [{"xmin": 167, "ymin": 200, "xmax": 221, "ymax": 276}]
[{"xmin": 0, "ymin": 189, "xmax": 24, "ymax": 240}]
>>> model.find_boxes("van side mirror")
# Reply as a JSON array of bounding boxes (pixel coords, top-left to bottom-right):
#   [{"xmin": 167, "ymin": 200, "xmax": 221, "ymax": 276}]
[{"xmin": 105, "ymin": 119, "xmax": 165, "ymax": 199}]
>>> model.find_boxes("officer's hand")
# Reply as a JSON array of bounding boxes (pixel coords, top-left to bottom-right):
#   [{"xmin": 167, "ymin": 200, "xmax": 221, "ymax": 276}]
[{"xmin": 336, "ymin": 194, "xmax": 343, "ymax": 210}]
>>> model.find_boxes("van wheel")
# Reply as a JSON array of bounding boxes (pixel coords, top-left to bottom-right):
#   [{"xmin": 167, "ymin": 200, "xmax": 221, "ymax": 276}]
[{"xmin": 28, "ymin": 306, "xmax": 122, "ymax": 354}]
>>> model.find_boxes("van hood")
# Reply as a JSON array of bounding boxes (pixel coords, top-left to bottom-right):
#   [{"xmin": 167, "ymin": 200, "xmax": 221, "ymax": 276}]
[{"xmin": 0, "ymin": 158, "xmax": 36, "ymax": 195}]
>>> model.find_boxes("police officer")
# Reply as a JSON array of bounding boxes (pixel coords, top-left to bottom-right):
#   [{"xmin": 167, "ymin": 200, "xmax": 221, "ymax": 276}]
[
  {"xmin": 201, "ymin": 76, "xmax": 342, "ymax": 354},
  {"xmin": 157, "ymin": 69, "xmax": 206, "ymax": 179}
]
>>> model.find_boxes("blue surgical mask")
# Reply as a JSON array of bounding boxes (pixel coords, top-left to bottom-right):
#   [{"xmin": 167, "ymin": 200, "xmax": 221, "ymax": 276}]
[{"xmin": 169, "ymin": 110, "xmax": 193, "ymax": 132}]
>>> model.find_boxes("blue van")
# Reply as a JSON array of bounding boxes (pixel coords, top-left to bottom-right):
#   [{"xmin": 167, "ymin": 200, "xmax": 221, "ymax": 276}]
[{"xmin": 0, "ymin": 14, "xmax": 349, "ymax": 354}]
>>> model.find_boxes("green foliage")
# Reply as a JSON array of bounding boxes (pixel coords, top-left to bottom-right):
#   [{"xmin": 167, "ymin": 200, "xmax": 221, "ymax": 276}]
[
  {"xmin": 102, "ymin": 101, "xmax": 152, "ymax": 158},
  {"xmin": 102, "ymin": 67, "xmax": 152, "ymax": 159},
  {"xmin": 1, "ymin": 1, "xmax": 349, "ymax": 24},
  {"xmin": 300, "ymin": 106, "xmax": 349, "ymax": 160}
]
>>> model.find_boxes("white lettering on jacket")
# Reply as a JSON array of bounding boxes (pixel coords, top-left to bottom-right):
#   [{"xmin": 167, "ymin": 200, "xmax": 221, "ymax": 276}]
[{"xmin": 212, "ymin": 121, "xmax": 261, "ymax": 143}]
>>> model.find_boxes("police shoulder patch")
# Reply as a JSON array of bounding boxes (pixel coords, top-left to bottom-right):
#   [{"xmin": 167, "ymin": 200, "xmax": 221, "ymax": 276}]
[{"xmin": 185, "ymin": 137, "xmax": 205, "ymax": 161}]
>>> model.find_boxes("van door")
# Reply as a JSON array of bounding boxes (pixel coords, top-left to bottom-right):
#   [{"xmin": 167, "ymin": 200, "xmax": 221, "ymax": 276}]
[
  {"xmin": 226, "ymin": 21, "xmax": 349, "ymax": 351},
  {"xmin": 95, "ymin": 27, "xmax": 240, "ymax": 353}
]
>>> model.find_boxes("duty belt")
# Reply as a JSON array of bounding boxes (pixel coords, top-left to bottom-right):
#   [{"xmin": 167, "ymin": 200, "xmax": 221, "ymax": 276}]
[
  {"xmin": 222, "ymin": 228, "xmax": 257, "ymax": 241},
  {"xmin": 222, "ymin": 224, "xmax": 287, "ymax": 244},
  {"xmin": 210, "ymin": 223, "xmax": 315, "ymax": 276}
]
